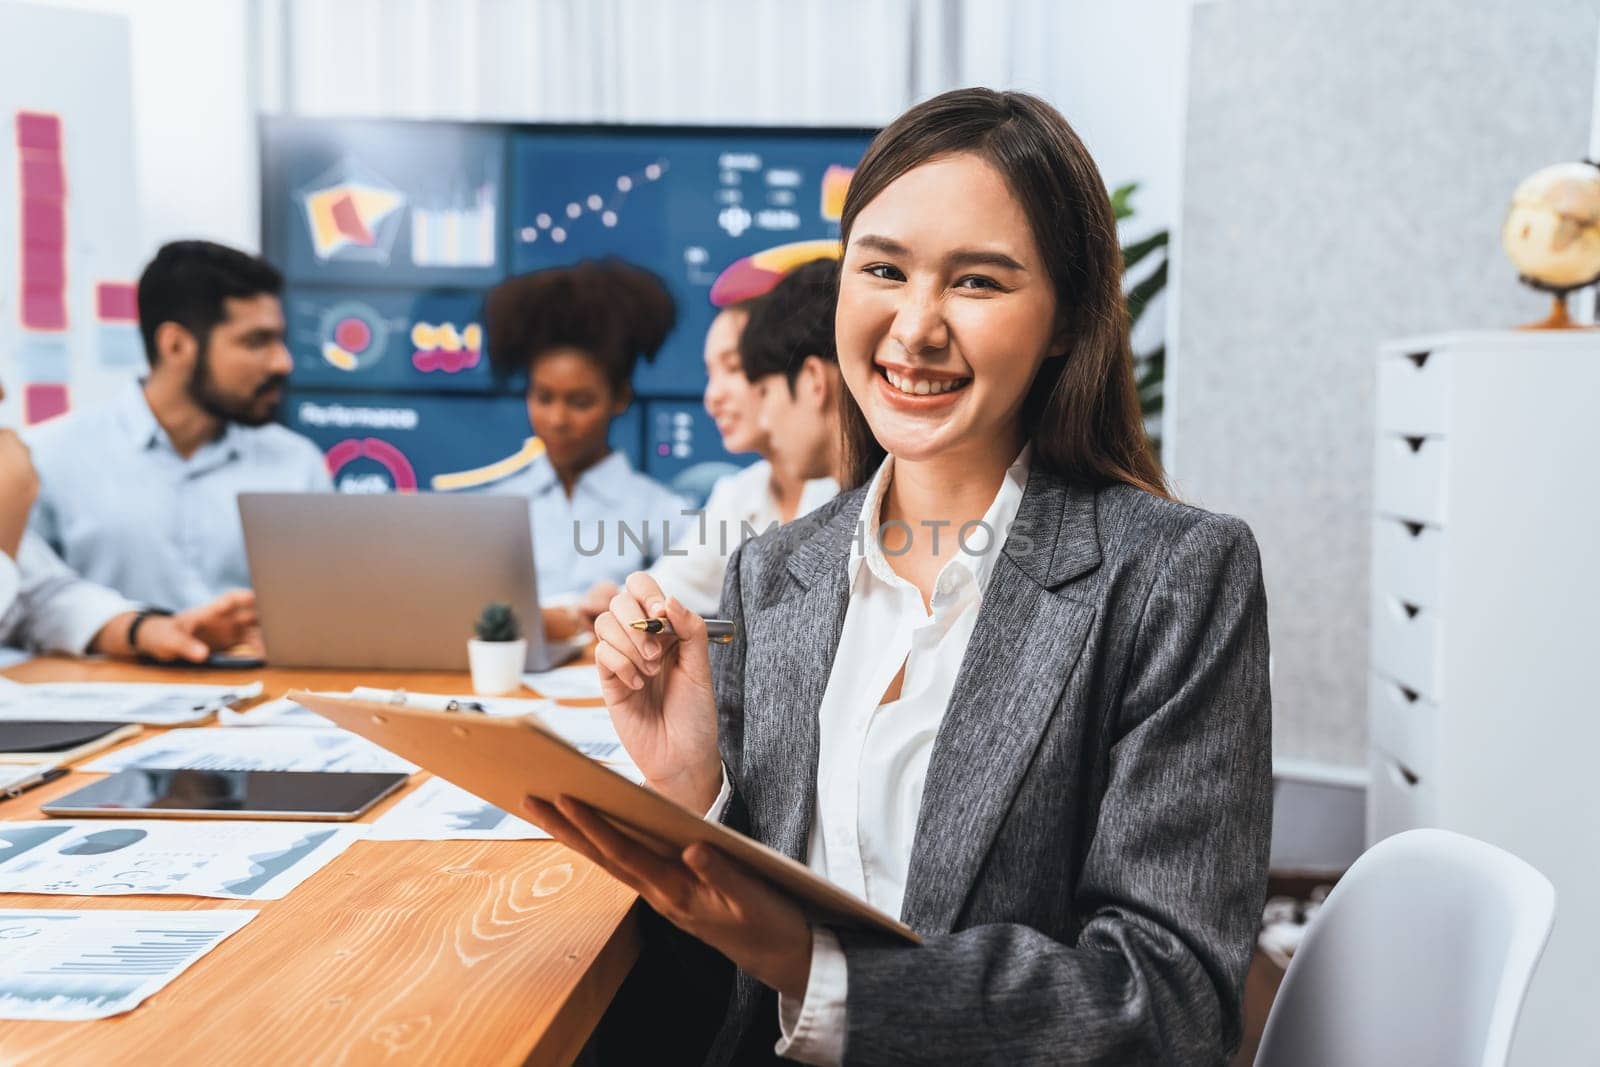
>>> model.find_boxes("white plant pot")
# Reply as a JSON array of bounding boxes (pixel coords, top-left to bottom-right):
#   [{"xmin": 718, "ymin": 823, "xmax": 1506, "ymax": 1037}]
[{"xmin": 468, "ymin": 638, "xmax": 527, "ymax": 696}]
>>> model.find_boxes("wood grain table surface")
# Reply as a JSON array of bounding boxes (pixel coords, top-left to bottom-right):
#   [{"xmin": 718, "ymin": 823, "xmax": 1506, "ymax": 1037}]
[{"xmin": 0, "ymin": 656, "xmax": 640, "ymax": 1067}]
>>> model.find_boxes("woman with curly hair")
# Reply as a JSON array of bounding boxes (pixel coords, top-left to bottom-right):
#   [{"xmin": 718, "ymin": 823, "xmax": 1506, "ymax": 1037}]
[{"xmin": 483, "ymin": 258, "xmax": 689, "ymax": 599}]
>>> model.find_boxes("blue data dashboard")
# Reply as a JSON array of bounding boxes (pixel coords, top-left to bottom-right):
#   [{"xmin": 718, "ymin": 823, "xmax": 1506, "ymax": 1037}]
[{"xmin": 261, "ymin": 118, "xmax": 873, "ymax": 498}]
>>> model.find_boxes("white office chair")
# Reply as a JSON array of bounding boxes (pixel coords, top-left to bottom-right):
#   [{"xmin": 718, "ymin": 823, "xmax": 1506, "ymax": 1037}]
[{"xmin": 1254, "ymin": 828, "xmax": 1555, "ymax": 1067}]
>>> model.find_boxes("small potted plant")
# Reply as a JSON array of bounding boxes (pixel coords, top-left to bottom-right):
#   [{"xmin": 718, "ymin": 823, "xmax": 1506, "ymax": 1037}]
[{"xmin": 468, "ymin": 602, "xmax": 526, "ymax": 695}]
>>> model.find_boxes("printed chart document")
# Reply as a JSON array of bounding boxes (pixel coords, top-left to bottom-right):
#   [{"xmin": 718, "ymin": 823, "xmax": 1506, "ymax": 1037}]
[
  {"xmin": 522, "ymin": 665, "xmax": 604, "ymax": 701},
  {"xmin": 369, "ymin": 777, "xmax": 547, "ymax": 841},
  {"xmin": 84, "ymin": 727, "xmax": 416, "ymax": 775},
  {"xmin": 0, "ymin": 909, "xmax": 255, "ymax": 1020},
  {"xmin": 0, "ymin": 678, "xmax": 263, "ymax": 726},
  {"xmin": 218, "ymin": 695, "xmax": 331, "ymax": 729},
  {"xmin": 0, "ymin": 821, "xmax": 365, "ymax": 900},
  {"xmin": 532, "ymin": 705, "xmax": 639, "ymax": 772}
]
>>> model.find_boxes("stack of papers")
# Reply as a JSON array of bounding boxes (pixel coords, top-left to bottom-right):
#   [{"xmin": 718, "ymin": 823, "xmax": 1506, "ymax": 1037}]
[
  {"xmin": 0, "ymin": 679, "xmax": 263, "ymax": 726},
  {"xmin": 0, "ymin": 909, "xmax": 255, "ymax": 1020}
]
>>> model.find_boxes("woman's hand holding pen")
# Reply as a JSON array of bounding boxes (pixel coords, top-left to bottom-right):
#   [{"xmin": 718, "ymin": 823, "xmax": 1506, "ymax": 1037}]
[
  {"xmin": 531, "ymin": 571, "xmax": 815, "ymax": 1003},
  {"xmin": 589, "ymin": 572, "xmax": 722, "ymax": 814}
]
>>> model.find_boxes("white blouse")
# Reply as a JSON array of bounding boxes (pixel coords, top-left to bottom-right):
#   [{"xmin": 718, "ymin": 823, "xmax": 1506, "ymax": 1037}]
[
  {"xmin": 712, "ymin": 446, "xmax": 1030, "ymax": 1065},
  {"xmin": 649, "ymin": 459, "xmax": 837, "ymax": 617}
]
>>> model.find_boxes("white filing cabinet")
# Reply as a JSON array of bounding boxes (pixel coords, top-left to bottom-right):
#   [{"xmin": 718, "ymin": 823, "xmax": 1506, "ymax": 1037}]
[{"xmin": 1368, "ymin": 330, "xmax": 1600, "ymax": 1066}]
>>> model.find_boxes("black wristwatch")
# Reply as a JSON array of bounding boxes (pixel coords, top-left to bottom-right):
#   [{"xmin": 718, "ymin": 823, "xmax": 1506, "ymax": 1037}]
[{"xmin": 126, "ymin": 608, "xmax": 174, "ymax": 655}]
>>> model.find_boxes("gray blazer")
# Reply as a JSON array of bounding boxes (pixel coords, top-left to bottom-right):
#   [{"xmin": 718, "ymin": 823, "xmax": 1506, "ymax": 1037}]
[{"xmin": 633, "ymin": 466, "xmax": 1272, "ymax": 1066}]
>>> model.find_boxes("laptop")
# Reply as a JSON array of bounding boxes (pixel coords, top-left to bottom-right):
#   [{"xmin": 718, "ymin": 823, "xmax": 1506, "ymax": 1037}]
[{"xmin": 239, "ymin": 492, "xmax": 577, "ymax": 672}]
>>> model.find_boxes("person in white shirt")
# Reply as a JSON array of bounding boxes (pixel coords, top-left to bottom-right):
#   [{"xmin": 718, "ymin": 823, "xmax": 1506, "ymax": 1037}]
[
  {"xmin": 527, "ymin": 89, "xmax": 1271, "ymax": 1066},
  {"xmin": 0, "ymin": 378, "xmax": 261, "ymax": 662},
  {"xmin": 26, "ymin": 241, "xmax": 331, "ymax": 612},
  {"xmin": 576, "ymin": 299, "xmax": 837, "ymax": 621},
  {"xmin": 740, "ymin": 257, "xmax": 846, "ymax": 496}
]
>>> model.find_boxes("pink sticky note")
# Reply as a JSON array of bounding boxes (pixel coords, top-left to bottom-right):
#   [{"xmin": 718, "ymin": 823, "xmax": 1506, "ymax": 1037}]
[
  {"xmin": 15, "ymin": 112, "xmax": 62, "ymax": 151},
  {"xmin": 21, "ymin": 285, "xmax": 67, "ymax": 331},
  {"xmin": 19, "ymin": 157, "xmax": 65, "ymax": 200},
  {"xmin": 21, "ymin": 201, "xmax": 65, "ymax": 248},
  {"xmin": 96, "ymin": 282, "xmax": 138, "ymax": 322},
  {"xmin": 24, "ymin": 383, "xmax": 69, "ymax": 425},
  {"xmin": 22, "ymin": 249, "xmax": 65, "ymax": 287}
]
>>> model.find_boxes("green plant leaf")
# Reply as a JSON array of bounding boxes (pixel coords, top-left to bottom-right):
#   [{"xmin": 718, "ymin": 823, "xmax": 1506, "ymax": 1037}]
[
  {"xmin": 1135, "ymin": 344, "xmax": 1167, "ymax": 391},
  {"xmin": 1127, "ymin": 259, "xmax": 1169, "ymax": 329},
  {"xmin": 474, "ymin": 601, "xmax": 522, "ymax": 642},
  {"xmin": 1116, "ymin": 182, "xmax": 1167, "ymax": 446},
  {"xmin": 1111, "ymin": 181, "xmax": 1138, "ymax": 221},
  {"xmin": 1122, "ymin": 229, "xmax": 1169, "ymax": 273}
]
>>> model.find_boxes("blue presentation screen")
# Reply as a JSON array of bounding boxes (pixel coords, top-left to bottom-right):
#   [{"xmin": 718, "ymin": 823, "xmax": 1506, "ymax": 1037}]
[
  {"xmin": 265, "ymin": 121, "xmax": 508, "ymax": 290},
  {"xmin": 508, "ymin": 130, "xmax": 873, "ymax": 397},
  {"xmin": 283, "ymin": 287, "xmax": 506, "ymax": 394},
  {"xmin": 261, "ymin": 118, "xmax": 873, "ymax": 498}
]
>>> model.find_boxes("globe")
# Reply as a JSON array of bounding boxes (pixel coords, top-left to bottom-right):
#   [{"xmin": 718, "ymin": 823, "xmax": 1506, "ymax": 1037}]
[{"xmin": 1501, "ymin": 160, "xmax": 1600, "ymax": 327}]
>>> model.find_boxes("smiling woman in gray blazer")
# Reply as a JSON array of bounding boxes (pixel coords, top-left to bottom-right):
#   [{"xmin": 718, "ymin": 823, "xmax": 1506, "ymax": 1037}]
[{"xmin": 527, "ymin": 88, "xmax": 1272, "ymax": 1066}]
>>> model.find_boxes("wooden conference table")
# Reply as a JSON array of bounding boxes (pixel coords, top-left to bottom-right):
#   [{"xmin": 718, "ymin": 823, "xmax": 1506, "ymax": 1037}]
[{"xmin": 0, "ymin": 656, "xmax": 640, "ymax": 1067}]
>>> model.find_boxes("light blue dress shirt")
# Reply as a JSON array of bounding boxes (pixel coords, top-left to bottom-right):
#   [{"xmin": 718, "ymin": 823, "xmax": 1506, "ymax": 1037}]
[
  {"xmin": 483, "ymin": 450, "xmax": 690, "ymax": 600},
  {"xmin": 0, "ymin": 532, "xmax": 135, "ymax": 653},
  {"xmin": 25, "ymin": 381, "xmax": 332, "ymax": 609}
]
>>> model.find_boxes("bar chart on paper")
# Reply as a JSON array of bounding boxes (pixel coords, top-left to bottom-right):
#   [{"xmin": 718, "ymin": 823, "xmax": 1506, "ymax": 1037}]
[{"xmin": 0, "ymin": 909, "xmax": 256, "ymax": 1020}]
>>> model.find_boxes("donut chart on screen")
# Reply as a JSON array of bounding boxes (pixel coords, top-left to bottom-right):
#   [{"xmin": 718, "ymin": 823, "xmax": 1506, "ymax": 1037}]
[
  {"xmin": 324, "ymin": 437, "xmax": 418, "ymax": 492},
  {"xmin": 318, "ymin": 301, "xmax": 389, "ymax": 372}
]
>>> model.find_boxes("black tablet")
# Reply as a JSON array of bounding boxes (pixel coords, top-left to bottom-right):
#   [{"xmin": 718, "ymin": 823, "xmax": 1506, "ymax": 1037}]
[
  {"xmin": 41, "ymin": 768, "xmax": 410, "ymax": 821},
  {"xmin": 0, "ymin": 720, "xmax": 128, "ymax": 754}
]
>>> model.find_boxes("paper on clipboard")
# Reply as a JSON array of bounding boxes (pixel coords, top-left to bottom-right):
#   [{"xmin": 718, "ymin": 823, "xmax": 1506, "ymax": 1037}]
[{"xmin": 289, "ymin": 690, "xmax": 918, "ymax": 944}]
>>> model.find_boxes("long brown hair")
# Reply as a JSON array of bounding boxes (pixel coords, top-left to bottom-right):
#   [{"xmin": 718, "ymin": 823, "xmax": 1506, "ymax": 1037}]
[{"xmin": 837, "ymin": 88, "xmax": 1169, "ymax": 498}]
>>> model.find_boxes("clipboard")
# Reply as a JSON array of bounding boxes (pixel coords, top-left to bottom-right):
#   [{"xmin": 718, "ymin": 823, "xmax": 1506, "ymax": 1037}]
[{"xmin": 289, "ymin": 690, "xmax": 919, "ymax": 944}]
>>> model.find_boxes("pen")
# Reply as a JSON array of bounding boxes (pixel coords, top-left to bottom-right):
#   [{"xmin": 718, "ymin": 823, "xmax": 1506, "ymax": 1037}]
[
  {"xmin": 630, "ymin": 618, "xmax": 736, "ymax": 644},
  {"xmin": 1, "ymin": 766, "xmax": 68, "ymax": 802}
]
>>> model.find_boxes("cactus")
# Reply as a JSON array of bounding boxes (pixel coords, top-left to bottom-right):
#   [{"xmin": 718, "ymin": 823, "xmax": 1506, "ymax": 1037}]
[{"xmin": 473, "ymin": 602, "xmax": 522, "ymax": 642}]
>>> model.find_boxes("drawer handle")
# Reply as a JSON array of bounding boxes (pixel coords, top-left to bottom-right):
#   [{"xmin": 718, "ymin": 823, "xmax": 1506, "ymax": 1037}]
[
  {"xmin": 1396, "ymin": 599, "xmax": 1422, "ymax": 620},
  {"xmin": 1402, "ymin": 435, "xmax": 1427, "ymax": 454},
  {"xmin": 1397, "ymin": 683, "xmax": 1420, "ymax": 704},
  {"xmin": 1401, "ymin": 520, "xmax": 1425, "ymax": 539},
  {"xmin": 1404, "ymin": 350, "xmax": 1431, "ymax": 369}
]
